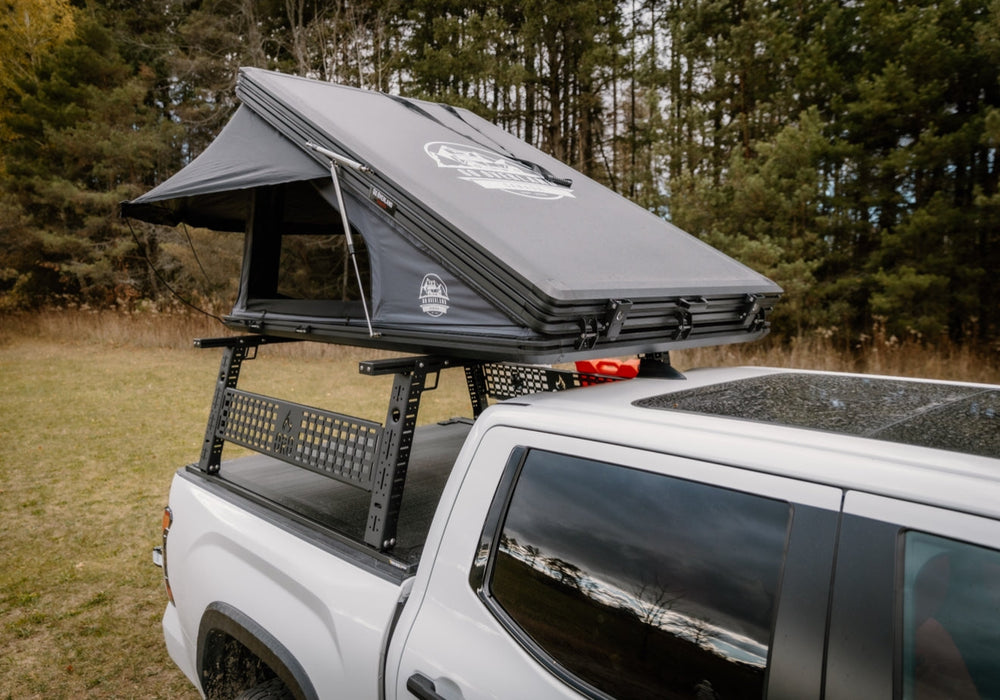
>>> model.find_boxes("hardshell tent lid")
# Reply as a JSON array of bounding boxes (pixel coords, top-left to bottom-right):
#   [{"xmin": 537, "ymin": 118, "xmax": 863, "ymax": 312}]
[{"xmin": 122, "ymin": 67, "xmax": 782, "ymax": 362}]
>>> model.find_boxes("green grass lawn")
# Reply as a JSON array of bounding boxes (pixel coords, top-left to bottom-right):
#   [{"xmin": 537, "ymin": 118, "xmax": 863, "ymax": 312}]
[
  {"xmin": 1, "ymin": 338, "xmax": 211, "ymax": 698},
  {"xmin": 0, "ymin": 310, "xmax": 476, "ymax": 698},
  {"xmin": 0, "ymin": 309, "xmax": 996, "ymax": 698}
]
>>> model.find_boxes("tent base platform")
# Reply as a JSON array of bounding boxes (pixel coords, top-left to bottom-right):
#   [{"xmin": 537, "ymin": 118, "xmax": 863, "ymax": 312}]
[{"xmin": 222, "ymin": 289, "xmax": 777, "ymax": 363}]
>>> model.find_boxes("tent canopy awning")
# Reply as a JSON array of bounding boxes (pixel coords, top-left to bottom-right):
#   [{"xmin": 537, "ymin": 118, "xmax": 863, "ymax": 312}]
[
  {"xmin": 121, "ymin": 68, "xmax": 782, "ymax": 362},
  {"xmin": 122, "ymin": 105, "xmax": 328, "ymax": 231}
]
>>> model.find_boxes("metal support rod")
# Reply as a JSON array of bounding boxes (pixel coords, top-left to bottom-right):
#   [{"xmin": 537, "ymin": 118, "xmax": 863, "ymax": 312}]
[
  {"xmin": 306, "ymin": 142, "xmax": 377, "ymax": 338},
  {"xmin": 305, "ymin": 142, "xmax": 373, "ymax": 174}
]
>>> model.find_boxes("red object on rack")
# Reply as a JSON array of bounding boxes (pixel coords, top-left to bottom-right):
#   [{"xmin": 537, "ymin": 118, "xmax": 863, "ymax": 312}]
[{"xmin": 575, "ymin": 358, "xmax": 640, "ymax": 379}]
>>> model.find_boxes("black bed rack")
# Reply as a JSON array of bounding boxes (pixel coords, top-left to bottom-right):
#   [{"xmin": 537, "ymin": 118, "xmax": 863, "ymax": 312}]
[{"xmin": 193, "ymin": 335, "xmax": 654, "ymax": 552}]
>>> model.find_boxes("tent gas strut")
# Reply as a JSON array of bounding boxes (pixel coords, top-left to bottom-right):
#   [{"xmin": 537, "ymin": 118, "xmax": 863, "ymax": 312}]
[{"xmin": 306, "ymin": 142, "xmax": 378, "ymax": 338}]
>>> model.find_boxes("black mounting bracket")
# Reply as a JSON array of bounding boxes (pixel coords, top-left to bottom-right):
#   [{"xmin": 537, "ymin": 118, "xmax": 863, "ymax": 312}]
[
  {"xmin": 359, "ymin": 356, "xmax": 454, "ymax": 550},
  {"xmin": 196, "ymin": 335, "xmax": 300, "ymax": 474}
]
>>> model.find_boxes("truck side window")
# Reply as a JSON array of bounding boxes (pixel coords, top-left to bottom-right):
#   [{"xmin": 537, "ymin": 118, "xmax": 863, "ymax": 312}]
[
  {"xmin": 483, "ymin": 450, "xmax": 791, "ymax": 699},
  {"xmin": 902, "ymin": 532, "xmax": 1000, "ymax": 700}
]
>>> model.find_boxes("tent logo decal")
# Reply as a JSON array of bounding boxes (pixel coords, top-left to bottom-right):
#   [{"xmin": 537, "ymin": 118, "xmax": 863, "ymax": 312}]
[
  {"xmin": 424, "ymin": 142, "xmax": 574, "ymax": 200},
  {"xmin": 419, "ymin": 273, "xmax": 450, "ymax": 317}
]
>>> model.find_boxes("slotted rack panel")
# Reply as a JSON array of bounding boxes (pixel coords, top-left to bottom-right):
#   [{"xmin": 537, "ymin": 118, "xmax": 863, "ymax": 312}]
[
  {"xmin": 481, "ymin": 363, "xmax": 620, "ymax": 401},
  {"xmin": 219, "ymin": 388, "xmax": 382, "ymax": 489}
]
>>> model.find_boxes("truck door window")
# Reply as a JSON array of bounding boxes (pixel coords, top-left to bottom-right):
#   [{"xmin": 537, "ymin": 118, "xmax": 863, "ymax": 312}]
[
  {"xmin": 481, "ymin": 449, "xmax": 791, "ymax": 699},
  {"xmin": 903, "ymin": 532, "xmax": 1000, "ymax": 700}
]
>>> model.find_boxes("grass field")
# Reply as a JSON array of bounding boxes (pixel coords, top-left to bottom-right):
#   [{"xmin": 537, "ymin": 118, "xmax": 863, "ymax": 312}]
[{"xmin": 1, "ymin": 309, "xmax": 997, "ymax": 698}]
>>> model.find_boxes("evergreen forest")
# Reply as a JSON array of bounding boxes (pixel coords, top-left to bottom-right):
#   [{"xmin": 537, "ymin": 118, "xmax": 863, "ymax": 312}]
[{"xmin": 2, "ymin": 0, "xmax": 999, "ymax": 349}]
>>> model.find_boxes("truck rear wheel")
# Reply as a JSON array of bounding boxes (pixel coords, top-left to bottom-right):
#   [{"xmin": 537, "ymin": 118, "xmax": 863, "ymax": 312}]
[{"xmin": 235, "ymin": 677, "xmax": 293, "ymax": 700}]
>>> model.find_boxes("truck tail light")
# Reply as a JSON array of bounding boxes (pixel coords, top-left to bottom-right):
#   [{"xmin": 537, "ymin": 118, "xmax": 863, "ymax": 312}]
[{"xmin": 160, "ymin": 505, "xmax": 175, "ymax": 605}]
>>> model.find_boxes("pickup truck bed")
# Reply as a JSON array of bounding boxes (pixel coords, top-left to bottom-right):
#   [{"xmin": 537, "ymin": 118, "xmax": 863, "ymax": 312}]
[{"xmin": 207, "ymin": 419, "xmax": 473, "ymax": 567}]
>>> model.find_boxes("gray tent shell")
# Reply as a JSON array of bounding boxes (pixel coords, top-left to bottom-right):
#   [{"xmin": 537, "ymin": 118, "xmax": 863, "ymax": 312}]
[{"xmin": 122, "ymin": 68, "xmax": 782, "ymax": 362}]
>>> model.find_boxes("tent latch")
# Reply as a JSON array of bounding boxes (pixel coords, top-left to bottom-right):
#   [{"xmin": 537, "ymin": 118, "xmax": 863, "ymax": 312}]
[
  {"xmin": 604, "ymin": 299, "xmax": 632, "ymax": 341},
  {"xmin": 740, "ymin": 294, "xmax": 767, "ymax": 331},
  {"xmin": 576, "ymin": 300, "xmax": 633, "ymax": 349},
  {"xmin": 672, "ymin": 309, "xmax": 694, "ymax": 340}
]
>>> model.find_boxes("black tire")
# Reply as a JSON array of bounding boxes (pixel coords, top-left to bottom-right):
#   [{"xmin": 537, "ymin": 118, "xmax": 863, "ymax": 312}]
[{"xmin": 234, "ymin": 677, "xmax": 294, "ymax": 700}]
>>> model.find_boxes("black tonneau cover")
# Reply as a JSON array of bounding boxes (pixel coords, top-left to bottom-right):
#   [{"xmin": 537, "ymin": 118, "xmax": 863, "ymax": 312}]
[{"xmin": 123, "ymin": 68, "xmax": 781, "ymax": 361}]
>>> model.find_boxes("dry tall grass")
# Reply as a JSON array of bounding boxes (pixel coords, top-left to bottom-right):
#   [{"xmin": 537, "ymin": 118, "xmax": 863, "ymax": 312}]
[
  {"xmin": 0, "ymin": 308, "xmax": 397, "ymax": 362},
  {"xmin": 674, "ymin": 335, "xmax": 1000, "ymax": 384},
  {"xmin": 675, "ymin": 321, "xmax": 1000, "ymax": 384},
  {"xmin": 0, "ymin": 309, "xmax": 1000, "ymax": 384},
  {"xmin": 3, "ymin": 308, "xmax": 998, "ymax": 384}
]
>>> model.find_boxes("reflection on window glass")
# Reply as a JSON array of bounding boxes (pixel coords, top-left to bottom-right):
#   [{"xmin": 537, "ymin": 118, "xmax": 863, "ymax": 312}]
[
  {"xmin": 903, "ymin": 532, "xmax": 1000, "ymax": 700},
  {"xmin": 488, "ymin": 450, "xmax": 791, "ymax": 699}
]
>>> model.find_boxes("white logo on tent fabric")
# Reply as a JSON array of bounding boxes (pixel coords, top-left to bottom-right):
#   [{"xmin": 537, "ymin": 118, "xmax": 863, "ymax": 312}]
[
  {"xmin": 419, "ymin": 273, "xmax": 450, "ymax": 317},
  {"xmin": 424, "ymin": 142, "xmax": 575, "ymax": 201}
]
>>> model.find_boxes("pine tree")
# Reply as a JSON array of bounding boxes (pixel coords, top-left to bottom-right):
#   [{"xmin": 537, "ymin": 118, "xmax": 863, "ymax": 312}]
[{"xmin": 0, "ymin": 10, "xmax": 173, "ymax": 307}]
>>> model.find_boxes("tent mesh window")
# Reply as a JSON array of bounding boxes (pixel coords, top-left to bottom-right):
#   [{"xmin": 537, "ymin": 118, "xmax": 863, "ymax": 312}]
[{"xmin": 276, "ymin": 233, "xmax": 371, "ymax": 302}]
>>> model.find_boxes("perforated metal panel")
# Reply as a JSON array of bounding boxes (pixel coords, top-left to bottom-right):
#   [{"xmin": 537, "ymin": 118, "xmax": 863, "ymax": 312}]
[
  {"xmin": 481, "ymin": 363, "xmax": 619, "ymax": 401},
  {"xmin": 219, "ymin": 388, "xmax": 382, "ymax": 488}
]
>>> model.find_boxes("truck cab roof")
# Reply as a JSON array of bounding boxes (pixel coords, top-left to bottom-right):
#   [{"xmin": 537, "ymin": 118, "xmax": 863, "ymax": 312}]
[{"xmin": 491, "ymin": 366, "xmax": 1000, "ymax": 519}]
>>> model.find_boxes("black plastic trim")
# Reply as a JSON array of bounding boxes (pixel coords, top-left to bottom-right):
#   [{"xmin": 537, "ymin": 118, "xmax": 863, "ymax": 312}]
[
  {"xmin": 823, "ymin": 514, "xmax": 900, "ymax": 700},
  {"xmin": 766, "ymin": 505, "xmax": 841, "ymax": 699},
  {"xmin": 198, "ymin": 601, "xmax": 318, "ymax": 700},
  {"xmin": 469, "ymin": 447, "xmax": 528, "ymax": 593}
]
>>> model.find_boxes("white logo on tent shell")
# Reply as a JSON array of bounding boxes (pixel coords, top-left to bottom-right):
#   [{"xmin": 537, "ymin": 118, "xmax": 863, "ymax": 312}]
[
  {"xmin": 419, "ymin": 273, "xmax": 450, "ymax": 317},
  {"xmin": 424, "ymin": 141, "xmax": 575, "ymax": 201}
]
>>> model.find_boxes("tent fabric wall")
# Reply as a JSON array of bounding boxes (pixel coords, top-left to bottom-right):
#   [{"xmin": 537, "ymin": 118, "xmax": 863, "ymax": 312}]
[{"xmin": 325, "ymin": 188, "xmax": 519, "ymax": 330}]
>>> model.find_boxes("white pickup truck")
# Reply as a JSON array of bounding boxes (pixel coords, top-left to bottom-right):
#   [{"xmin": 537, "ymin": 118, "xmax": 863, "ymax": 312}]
[{"xmin": 155, "ymin": 337, "xmax": 1000, "ymax": 700}]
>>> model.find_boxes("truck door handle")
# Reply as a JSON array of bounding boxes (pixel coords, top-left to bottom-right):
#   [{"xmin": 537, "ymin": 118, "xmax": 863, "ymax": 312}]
[{"xmin": 407, "ymin": 672, "xmax": 447, "ymax": 700}]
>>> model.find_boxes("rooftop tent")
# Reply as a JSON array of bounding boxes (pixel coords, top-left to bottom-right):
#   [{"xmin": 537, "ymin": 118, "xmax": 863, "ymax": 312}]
[{"xmin": 122, "ymin": 67, "xmax": 782, "ymax": 362}]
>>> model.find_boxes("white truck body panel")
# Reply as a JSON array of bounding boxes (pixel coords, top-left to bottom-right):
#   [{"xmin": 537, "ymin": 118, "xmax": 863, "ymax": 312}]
[
  {"xmin": 158, "ymin": 365, "xmax": 1000, "ymax": 699},
  {"xmin": 387, "ymin": 422, "xmax": 844, "ymax": 700},
  {"xmin": 166, "ymin": 473, "xmax": 407, "ymax": 698}
]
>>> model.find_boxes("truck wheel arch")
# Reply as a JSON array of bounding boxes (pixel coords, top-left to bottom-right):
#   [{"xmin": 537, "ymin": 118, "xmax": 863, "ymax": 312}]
[{"xmin": 198, "ymin": 602, "xmax": 318, "ymax": 700}]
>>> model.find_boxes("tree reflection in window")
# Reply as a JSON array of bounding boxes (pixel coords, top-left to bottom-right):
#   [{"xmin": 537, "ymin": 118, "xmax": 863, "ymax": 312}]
[{"xmin": 488, "ymin": 450, "xmax": 791, "ymax": 699}]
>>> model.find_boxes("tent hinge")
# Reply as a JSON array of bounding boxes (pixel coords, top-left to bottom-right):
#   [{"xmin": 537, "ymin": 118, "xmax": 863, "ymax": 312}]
[{"xmin": 576, "ymin": 317, "xmax": 599, "ymax": 350}]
